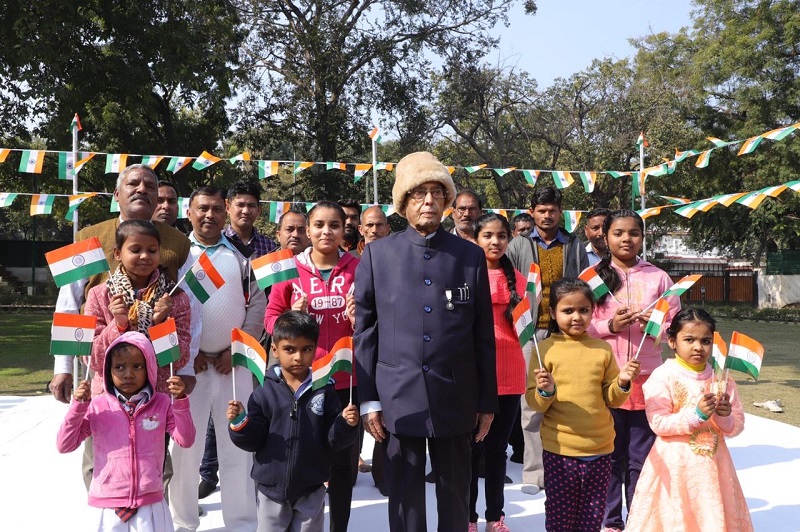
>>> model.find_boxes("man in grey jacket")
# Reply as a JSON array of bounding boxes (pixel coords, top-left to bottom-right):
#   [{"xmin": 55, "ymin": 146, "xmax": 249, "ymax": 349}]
[{"xmin": 506, "ymin": 186, "xmax": 589, "ymax": 495}]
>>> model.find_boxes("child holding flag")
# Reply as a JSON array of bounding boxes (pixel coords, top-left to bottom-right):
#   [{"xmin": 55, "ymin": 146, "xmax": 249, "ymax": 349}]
[
  {"xmin": 468, "ymin": 213, "xmax": 527, "ymax": 532},
  {"xmin": 264, "ymin": 200, "xmax": 360, "ymax": 530},
  {"xmin": 227, "ymin": 311, "xmax": 358, "ymax": 532},
  {"xmin": 57, "ymin": 332, "xmax": 195, "ymax": 531},
  {"xmin": 625, "ymin": 308, "xmax": 753, "ymax": 531},
  {"xmin": 527, "ymin": 278, "xmax": 640, "ymax": 532},
  {"xmin": 586, "ymin": 210, "xmax": 679, "ymax": 532},
  {"xmin": 85, "ymin": 220, "xmax": 191, "ymax": 397}
]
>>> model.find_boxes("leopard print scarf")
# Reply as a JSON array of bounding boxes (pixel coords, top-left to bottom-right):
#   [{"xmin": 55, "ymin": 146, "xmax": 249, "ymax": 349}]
[{"xmin": 106, "ymin": 265, "xmax": 174, "ymax": 335}]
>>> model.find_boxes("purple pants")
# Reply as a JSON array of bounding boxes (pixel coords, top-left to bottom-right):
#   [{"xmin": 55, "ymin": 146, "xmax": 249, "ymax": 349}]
[
  {"xmin": 603, "ymin": 408, "xmax": 656, "ymax": 530},
  {"xmin": 543, "ymin": 451, "xmax": 612, "ymax": 532}
]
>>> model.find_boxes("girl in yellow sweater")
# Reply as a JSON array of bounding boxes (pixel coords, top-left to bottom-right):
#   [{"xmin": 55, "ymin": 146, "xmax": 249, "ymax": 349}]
[{"xmin": 527, "ymin": 278, "xmax": 640, "ymax": 532}]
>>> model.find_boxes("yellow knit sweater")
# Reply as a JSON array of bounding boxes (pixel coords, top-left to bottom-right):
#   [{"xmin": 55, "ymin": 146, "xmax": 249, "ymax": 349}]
[{"xmin": 526, "ymin": 333, "xmax": 630, "ymax": 457}]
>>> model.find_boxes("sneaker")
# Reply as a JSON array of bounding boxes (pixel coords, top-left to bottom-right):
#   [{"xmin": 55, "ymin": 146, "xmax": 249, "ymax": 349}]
[
  {"xmin": 504, "ymin": 475, "xmax": 513, "ymax": 484},
  {"xmin": 509, "ymin": 449, "xmax": 523, "ymax": 464},
  {"xmin": 468, "ymin": 522, "xmax": 479, "ymax": 532},
  {"xmin": 198, "ymin": 479, "xmax": 217, "ymax": 499},
  {"xmin": 486, "ymin": 516, "xmax": 510, "ymax": 531},
  {"xmin": 520, "ymin": 484, "xmax": 541, "ymax": 495},
  {"xmin": 764, "ymin": 399, "xmax": 784, "ymax": 413}
]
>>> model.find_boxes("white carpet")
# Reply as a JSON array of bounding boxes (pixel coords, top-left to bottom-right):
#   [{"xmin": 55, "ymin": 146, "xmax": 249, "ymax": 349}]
[{"xmin": 1, "ymin": 395, "xmax": 798, "ymax": 531}]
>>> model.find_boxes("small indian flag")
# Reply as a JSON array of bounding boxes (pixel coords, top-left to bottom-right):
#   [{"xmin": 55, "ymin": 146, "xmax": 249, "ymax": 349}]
[
  {"xmin": 578, "ymin": 267, "xmax": 610, "ymax": 301},
  {"xmin": 735, "ymin": 190, "xmax": 767, "ymax": 209},
  {"xmin": 177, "ymin": 197, "xmax": 190, "ymax": 219},
  {"xmin": 0, "ymin": 193, "xmax": 18, "ymax": 207},
  {"xmin": 368, "ymin": 127, "xmax": 382, "ymax": 143},
  {"xmin": 636, "ymin": 132, "xmax": 649, "ymax": 148},
  {"xmin": 725, "ymin": 331, "xmax": 764, "ymax": 380},
  {"xmin": 578, "ymin": 171, "xmax": 596, "ymax": 193},
  {"xmin": 527, "ymin": 263, "xmax": 542, "ymax": 307},
  {"xmin": 605, "ymin": 171, "xmax": 630, "ymax": 179},
  {"xmin": 737, "ymin": 136, "xmax": 763, "ymax": 156},
  {"xmin": 30, "ymin": 194, "xmax": 56, "ymax": 216},
  {"xmin": 269, "ymin": 201, "xmax": 292, "ymax": 223},
  {"xmin": 707, "ymin": 136, "xmax": 733, "ymax": 147},
  {"xmin": 50, "ymin": 313, "xmax": 97, "ymax": 357},
  {"xmin": 229, "ymin": 152, "xmax": 251, "ymax": 164},
  {"xmin": 494, "ymin": 167, "xmax": 516, "ymax": 176},
  {"xmin": 140, "ymin": 155, "xmax": 164, "ymax": 169},
  {"xmin": 446, "ymin": 166, "xmax": 456, "ymax": 175},
  {"xmin": 65, "ymin": 193, "xmax": 97, "ymax": 221},
  {"xmin": 643, "ymin": 298, "xmax": 669, "ymax": 342},
  {"xmin": 552, "ymin": 171, "xmax": 574, "ymax": 190},
  {"xmin": 58, "ymin": 152, "xmax": 94, "ymax": 180},
  {"xmin": 19, "ymin": 150, "xmax": 45, "ymax": 173},
  {"xmin": 713, "ymin": 192, "xmax": 748, "ymax": 206},
  {"xmin": 562, "ymin": 211, "xmax": 581, "ymax": 233},
  {"xmin": 45, "ymin": 237, "xmax": 110, "ymax": 287},
  {"xmin": 258, "ymin": 160, "xmax": 280, "ymax": 179},
  {"xmin": 632, "ymin": 171, "xmax": 646, "ymax": 197},
  {"xmin": 183, "ymin": 252, "xmax": 226, "ymax": 303},
  {"xmin": 150, "ymin": 318, "xmax": 181, "ymax": 367},
  {"xmin": 326, "ymin": 161, "xmax": 346, "ymax": 171},
  {"xmin": 710, "ymin": 332, "xmax": 727, "ymax": 373},
  {"xmin": 464, "ymin": 164, "xmax": 486, "ymax": 174},
  {"xmin": 637, "ymin": 206, "xmax": 664, "ymax": 220},
  {"xmin": 660, "ymin": 195, "xmax": 691, "ymax": 205},
  {"xmin": 353, "ymin": 163, "xmax": 371, "ymax": 183},
  {"xmin": 674, "ymin": 148, "xmax": 701, "ymax": 163},
  {"xmin": 192, "ymin": 150, "xmax": 221, "ymax": 170},
  {"xmin": 293, "ymin": 161, "xmax": 314, "ymax": 174},
  {"xmin": 512, "ymin": 297, "xmax": 534, "ymax": 348},
  {"xmin": 0, "ymin": 149, "xmax": 9, "ymax": 162},
  {"xmin": 521, "ymin": 169, "xmax": 539, "ymax": 187},
  {"xmin": 761, "ymin": 123, "xmax": 800, "ymax": 140},
  {"xmin": 661, "ymin": 274, "xmax": 702, "ymax": 297},
  {"xmin": 375, "ymin": 162, "xmax": 394, "ymax": 171},
  {"xmin": 105, "ymin": 154, "xmax": 129, "ymax": 174},
  {"xmin": 110, "ymin": 196, "xmax": 120, "ymax": 213},
  {"xmin": 166, "ymin": 156, "xmax": 192, "ymax": 173},
  {"xmin": 70, "ymin": 114, "xmax": 82, "ymax": 132},
  {"xmin": 312, "ymin": 336, "xmax": 353, "ymax": 390},
  {"xmin": 231, "ymin": 328, "xmax": 268, "ymax": 385},
  {"xmin": 252, "ymin": 249, "xmax": 299, "ymax": 289},
  {"xmin": 694, "ymin": 150, "xmax": 712, "ymax": 168}
]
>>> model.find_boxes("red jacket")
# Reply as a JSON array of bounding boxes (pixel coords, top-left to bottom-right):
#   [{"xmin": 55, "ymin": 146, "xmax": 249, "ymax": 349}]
[{"xmin": 265, "ymin": 249, "xmax": 359, "ymax": 390}]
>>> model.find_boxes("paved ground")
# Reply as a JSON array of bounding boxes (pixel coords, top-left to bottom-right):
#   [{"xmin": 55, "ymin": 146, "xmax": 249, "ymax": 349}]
[{"xmin": 1, "ymin": 396, "xmax": 798, "ymax": 530}]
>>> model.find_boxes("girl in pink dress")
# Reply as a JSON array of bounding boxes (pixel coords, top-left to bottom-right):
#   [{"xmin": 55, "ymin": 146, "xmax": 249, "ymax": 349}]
[{"xmin": 626, "ymin": 308, "xmax": 753, "ymax": 532}]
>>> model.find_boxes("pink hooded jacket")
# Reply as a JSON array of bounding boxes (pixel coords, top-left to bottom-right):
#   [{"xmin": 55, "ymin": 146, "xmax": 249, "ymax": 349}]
[
  {"xmin": 587, "ymin": 260, "xmax": 679, "ymax": 409},
  {"xmin": 56, "ymin": 332, "xmax": 195, "ymax": 509},
  {"xmin": 265, "ymin": 248, "xmax": 358, "ymax": 390}
]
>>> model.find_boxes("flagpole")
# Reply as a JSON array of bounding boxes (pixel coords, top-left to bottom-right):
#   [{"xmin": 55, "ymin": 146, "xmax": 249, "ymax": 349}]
[
  {"xmin": 532, "ymin": 333, "xmax": 544, "ymax": 370},
  {"xmin": 232, "ymin": 364, "xmax": 237, "ymax": 403},
  {"xmin": 349, "ymin": 369, "xmax": 353, "ymax": 406},
  {"xmin": 371, "ymin": 135, "xmax": 378, "ymax": 205},
  {"xmin": 632, "ymin": 331, "xmax": 648, "ymax": 361},
  {"xmin": 73, "ymin": 357, "xmax": 79, "ymax": 398},
  {"xmin": 639, "ymin": 138, "xmax": 647, "ymax": 260},
  {"xmin": 72, "ymin": 115, "xmax": 79, "ymax": 241}
]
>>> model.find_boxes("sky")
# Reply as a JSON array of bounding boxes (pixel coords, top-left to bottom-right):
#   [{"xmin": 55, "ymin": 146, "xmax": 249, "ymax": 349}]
[{"xmin": 490, "ymin": 0, "xmax": 697, "ymax": 88}]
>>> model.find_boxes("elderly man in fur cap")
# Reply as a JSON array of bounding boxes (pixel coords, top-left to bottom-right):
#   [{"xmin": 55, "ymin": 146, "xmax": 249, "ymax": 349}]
[{"xmin": 354, "ymin": 151, "xmax": 497, "ymax": 532}]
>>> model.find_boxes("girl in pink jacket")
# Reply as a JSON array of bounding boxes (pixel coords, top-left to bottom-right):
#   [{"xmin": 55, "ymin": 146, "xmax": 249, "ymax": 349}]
[
  {"xmin": 585, "ymin": 210, "xmax": 680, "ymax": 532},
  {"xmin": 57, "ymin": 332, "xmax": 195, "ymax": 531}
]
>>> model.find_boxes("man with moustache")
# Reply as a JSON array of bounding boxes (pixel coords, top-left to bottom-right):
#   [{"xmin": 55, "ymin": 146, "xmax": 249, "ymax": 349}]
[
  {"xmin": 511, "ymin": 212, "xmax": 534, "ymax": 238},
  {"xmin": 350, "ymin": 205, "xmax": 390, "ymax": 257},
  {"xmin": 584, "ymin": 207, "xmax": 610, "ymax": 265},
  {"xmin": 152, "ymin": 180, "xmax": 180, "ymax": 227},
  {"xmin": 276, "ymin": 209, "xmax": 311, "ymax": 254},
  {"xmin": 338, "ymin": 198, "xmax": 362, "ymax": 252},
  {"xmin": 450, "ymin": 189, "xmax": 482, "ymax": 240}
]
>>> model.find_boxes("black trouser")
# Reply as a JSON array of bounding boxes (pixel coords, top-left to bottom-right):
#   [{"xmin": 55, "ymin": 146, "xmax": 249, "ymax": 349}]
[{"xmin": 329, "ymin": 387, "xmax": 360, "ymax": 531}]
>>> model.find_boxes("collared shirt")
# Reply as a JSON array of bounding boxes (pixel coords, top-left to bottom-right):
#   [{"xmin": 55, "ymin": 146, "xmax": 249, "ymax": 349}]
[
  {"xmin": 189, "ymin": 232, "xmax": 240, "ymax": 257},
  {"xmin": 223, "ymin": 226, "xmax": 277, "ymax": 259},
  {"xmin": 273, "ymin": 365, "xmax": 313, "ymax": 399},
  {"xmin": 115, "ymin": 385, "xmax": 152, "ymax": 415},
  {"xmin": 530, "ymin": 227, "xmax": 569, "ymax": 250},
  {"xmin": 586, "ymin": 242, "xmax": 602, "ymax": 265}
]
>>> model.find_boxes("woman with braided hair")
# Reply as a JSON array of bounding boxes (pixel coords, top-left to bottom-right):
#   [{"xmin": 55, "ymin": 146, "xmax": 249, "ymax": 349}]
[
  {"xmin": 467, "ymin": 212, "xmax": 527, "ymax": 532},
  {"xmin": 85, "ymin": 219, "xmax": 192, "ymax": 398}
]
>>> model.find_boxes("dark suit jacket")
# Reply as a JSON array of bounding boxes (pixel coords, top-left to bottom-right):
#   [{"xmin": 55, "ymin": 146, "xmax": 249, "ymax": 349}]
[{"xmin": 354, "ymin": 226, "xmax": 498, "ymax": 438}]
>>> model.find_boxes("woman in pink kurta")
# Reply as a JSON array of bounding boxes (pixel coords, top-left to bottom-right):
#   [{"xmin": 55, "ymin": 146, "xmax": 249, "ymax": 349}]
[{"xmin": 626, "ymin": 308, "xmax": 753, "ymax": 532}]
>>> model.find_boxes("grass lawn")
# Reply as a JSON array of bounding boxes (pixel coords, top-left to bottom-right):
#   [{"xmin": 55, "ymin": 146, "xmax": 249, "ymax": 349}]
[{"xmin": 1, "ymin": 312, "xmax": 798, "ymax": 427}]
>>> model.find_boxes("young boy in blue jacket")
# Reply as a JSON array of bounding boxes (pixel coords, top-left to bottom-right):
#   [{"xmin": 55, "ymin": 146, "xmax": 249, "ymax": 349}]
[{"xmin": 227, "ymin": 310, "xmax": 359, "ymax": 531}]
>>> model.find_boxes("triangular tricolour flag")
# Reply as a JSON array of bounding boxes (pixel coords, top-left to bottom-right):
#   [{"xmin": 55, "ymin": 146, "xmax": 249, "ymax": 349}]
[
  {"xmin": 512, "ymin": 298, "xmax": 534, "ymax": 348},
  {"xmin": 643, "ymin": 298, "xmax": 669, "ymax": 343},
  {"xmin": 526, "ymin": 263, "xmax": 542, "ymax": 307},
  {"xmin": 30, "ymin": 194, "xmax": 56, "ymax": 215},
  {"xmin": 636, "ymin": 132, "xmax": 649, "ymax": 148},
  {"xmin": 166, "ymin": 156, "xmax": 192, "ymax": 173},
  {"xmin": 521, "ymin": 170, "xmax": 539, "ymax": 187},
  {"xmin": 661, "ymin": 274, "xmax": 702, "ymax": 297},
  {"xmin": 65, "ymin": 193, "xmax": 97, "ymax": 221},
  {"xmin": 761, "ymin": 123, "xmax": 800, "ymax": 141},
  {"xmin": 707, "ymin": 136, "xmax": 734, "ymax": 147},
  {"xmin": 368, "ymin": 127, "xmax": 382, "ymax": 143},
  {"xmin": 712, "ymin": 192, "xmax": 748, "ymax": 207},
  {"xmin": 725, "ymin": 331, "xmax": 764, "ymax": 381},
  {"xmin": 637, "ymin": 206, "xmax": 665, "ymax": 220},
  {"xmin": 19, "ymin": 150, "xmax": 45, "ymax": 173},
  {"xmin": 375, "ymin": 162, "xmax": 394, "ymax": 171},
  {"xmin": 258, "ymin": 160, "xmax": 280, "ymax": 179},
  {"xmin": 45, "ymin": 237, "xmax": 110, "ymax": 287},
  {"xmin": 660, "ymin": 195, "xmax": 692, "ymax": 205},
  {"xmin": 229, "ymin": 152, "xmax": 251, "ymax": 164},
  {"xmin": 183, "ymin": 252, "xmax": 225, "ymax": 303},
  {"xmin": 734, "ymin": 190, "xmax": 768, "ymax": 209},
  {"xmin": 50, "ymin": 313, "xmax": 96, "ymax": 356},
  {"xmin": 326, "ymin": 162, "xmax": 346, "ymax": 171},
  {"xmin": 192, "ymin": 150, "xmax": 222, "ymax": 170},
  {"xmin": 563, "ymin": 211, "xmax": 581, "ymax": 233},
  {"xmin": 251, "ymin": 249, "xmax": 299, "ymax": 290},
  {"xmin": 150, "ymin": 318, "xmax": 181, "ymax": 367},
  {"xmin": 293, "ymin": 162, "xmax": 314, "ymax": 174},
  {"xmin": 552, "ymin": 171, "xmax": 573, "ymax": 190},
  {"xmin": 140, "ymin": 155, "xmax": 164, "ymax": 169},
  {"xmin": 231, "ymin": 328, "xmax": 268, "ymax": 385},
  {"xmin": 578, "ymin": 266, "xmax": 610, "ymax": 301},
  {"xmin": 710, "ymin": 332, "xmax": 727, "ymax": 374},
  {"xmin": 0, "ymin": 193, "xmax": 18, "ymax": 207},
  {"xmin": 694, "ymin": 150, "xmax": 712, "ymax": 168},
  {"xmin": 353, "ymin": 163, "xmax": 371, "ymax": 183},
  {"xmin": 494, "ymin": 167, "xmax": 516, "ymax": 176},
  {"xmin": 105, "ymin": 154, "xmax": 129, "ymax": 174},
  {"xmin": 737, "ymin": 136, "xmax": 763, "ymax": 156},
  {"xmin": 269, "ymin": 201, "xmax": 292, "ymax": 223},
  {"xmin": 464, "ymin": 164, "xmax": 486, "ymax": 174},
  {"xmin": 312, "ymin": 336, "xmax": 354, "ymax": 390},
  {"xmin": 578, "ymin": 171, "xmax": 596, "ymax": 193}
]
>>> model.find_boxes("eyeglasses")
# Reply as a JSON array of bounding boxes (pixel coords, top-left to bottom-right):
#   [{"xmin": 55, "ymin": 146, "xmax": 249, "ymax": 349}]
[
  {"xmin": 456, "ymin": 206, "xmax": 480, "ymax": 214},
  {"xmin": 407, "ymin": 187, "xmax": 446, "ymax": 200}
]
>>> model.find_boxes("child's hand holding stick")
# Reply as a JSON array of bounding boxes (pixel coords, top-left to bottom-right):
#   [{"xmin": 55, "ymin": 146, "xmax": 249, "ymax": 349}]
[
  {"xmin": 342, "ymin": 403, "xmax": 359, "ymax": 427},
  {"xmin": 167, "ymin": 375, "xmax": 186, "ymax": 400},
  {"xmin": 73, "ymin": 379, "xmax": 91, "ymax": 402},
  {"xmin": 618, "ymin": 359, "xmax": 641, "ymax": 388},
  {"xmin": 534, "ymin": 368, "xmax": 555, "ymax": 395}
]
